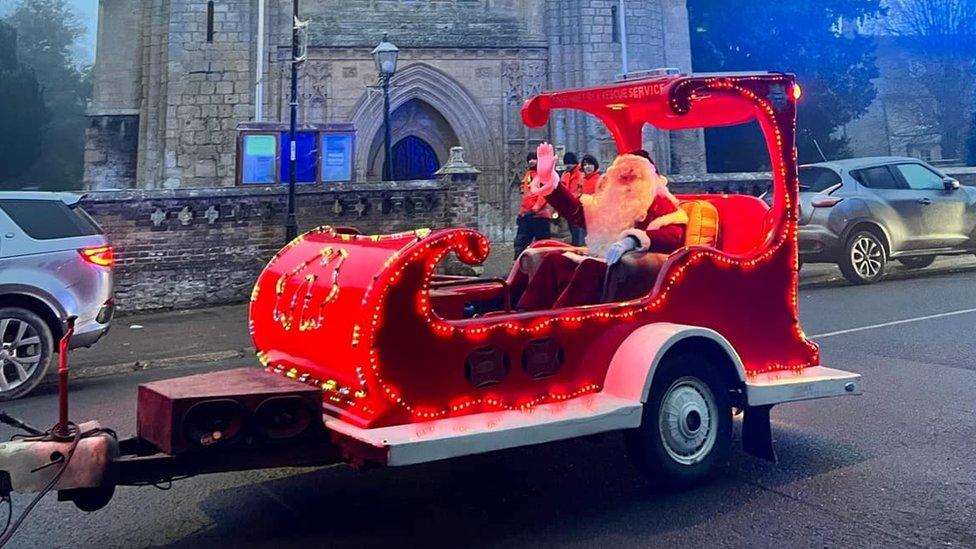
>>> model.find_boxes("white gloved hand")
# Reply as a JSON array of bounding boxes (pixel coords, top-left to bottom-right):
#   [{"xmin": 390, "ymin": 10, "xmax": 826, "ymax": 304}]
[
  {"xmin": 605, "ymin": 236, "xmax": 640, "ymax": 266},
  {"xmin": 529, "ymin": 142, "xmax": 559, "ymax": 197}
]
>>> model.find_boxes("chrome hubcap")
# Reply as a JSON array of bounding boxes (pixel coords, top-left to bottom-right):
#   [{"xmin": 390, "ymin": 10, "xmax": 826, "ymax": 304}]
[
  {"xmin": 851, "ymin": 236, "xmax": 883, "ymax": 279},
  {"xmin": 658, "ymin": 376, "xmax": 717, "ymax": 465},
  {"xmin": 0, "ymin": 318, "xmax": 43, "ymax": 392}
]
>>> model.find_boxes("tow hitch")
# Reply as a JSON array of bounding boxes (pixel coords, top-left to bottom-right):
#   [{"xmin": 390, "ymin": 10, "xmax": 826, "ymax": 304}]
[
  {"xmin": 0, "ymin": 317, "xmax": 120, "ymax": 544},
  {"xmin": 0, "ymin": 323, "xmax": 343, "ymax": 545}
]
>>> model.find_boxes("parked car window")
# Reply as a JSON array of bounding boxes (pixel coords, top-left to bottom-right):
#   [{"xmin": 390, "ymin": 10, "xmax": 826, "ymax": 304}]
[
  {"xmin": 893, "ymin": 163, "xmax": 944, "ymax": 191},
  {"xmin": 851, "ymin": 166, "xmax": 907, "ymax": 190},
  {"xmin": 798, "ymin": 167, "xmax": 842, "ymax": 192},
  {"xmin": 0, "ymin": 199, "xmax": 101, "ymax": 240}
]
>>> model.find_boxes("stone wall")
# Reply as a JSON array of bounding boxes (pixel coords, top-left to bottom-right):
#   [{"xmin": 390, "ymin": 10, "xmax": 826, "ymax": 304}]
[
  {"xmin": 82, "ymin": 179, "xmax": 478, "ymax": 313},
  {"xmin": 159, "ymin": 0, "xmax": 256, "ymax": 188},
  {"xmin": 293, "ymin": 0, "xmax": 545, "ymax": 48},
  {"xmin": 670, "ymin": 172, "xmax": 772, "ymax": 195}
]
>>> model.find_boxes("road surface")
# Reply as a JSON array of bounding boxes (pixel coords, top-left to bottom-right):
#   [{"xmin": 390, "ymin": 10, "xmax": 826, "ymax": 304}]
[{"xmin": 2, "ymin": 260, "xmax": 976, "ymax": 548}]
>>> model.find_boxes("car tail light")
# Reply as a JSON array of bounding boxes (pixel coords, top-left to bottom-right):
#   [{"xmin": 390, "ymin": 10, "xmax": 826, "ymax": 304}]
[
  {"xmin": 79, "ymin": 246, "xmax": 115, "ymax": 267},
  {"xmin": 811, "ymin": 197, "xmax": 843, "ymax": 208}
]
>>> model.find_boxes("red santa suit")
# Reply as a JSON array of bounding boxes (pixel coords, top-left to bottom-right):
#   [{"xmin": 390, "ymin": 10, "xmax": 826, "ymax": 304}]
[{"xmin": 516, "ymin": 152, "xmax": 686, "ymax": 310}]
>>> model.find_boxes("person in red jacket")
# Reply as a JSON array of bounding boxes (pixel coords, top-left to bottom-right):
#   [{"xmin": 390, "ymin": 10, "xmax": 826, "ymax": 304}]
[
  {"xmin": 515, "ymin": 143, "xmax": 687, "ymax": 310},
  {"xmin": 580, "ymin": 154, "xmax": 601, "ymax": 195},
  {"xmin": 513, "ymin": 151, "xmax": 553, "ymax": 259}
]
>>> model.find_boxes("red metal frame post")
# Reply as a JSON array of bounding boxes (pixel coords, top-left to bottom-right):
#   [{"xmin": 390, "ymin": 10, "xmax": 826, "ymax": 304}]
[{"xmin": 53, "ymin": 316, "xmax": 76, "ymax": 438}]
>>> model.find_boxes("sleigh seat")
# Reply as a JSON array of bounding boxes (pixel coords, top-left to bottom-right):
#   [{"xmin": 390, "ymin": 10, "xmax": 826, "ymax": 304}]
[{"xmin": 430, "ymin": 194, "xmax": 768, "ymax": 318}]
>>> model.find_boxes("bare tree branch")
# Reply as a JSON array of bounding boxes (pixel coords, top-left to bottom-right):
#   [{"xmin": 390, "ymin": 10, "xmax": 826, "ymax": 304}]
[{"xmin": 882, "ymin": 0, "xmax": 976, "ymax": 158}]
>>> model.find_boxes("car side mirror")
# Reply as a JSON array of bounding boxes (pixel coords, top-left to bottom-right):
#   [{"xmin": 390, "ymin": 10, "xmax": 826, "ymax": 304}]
[{"xmin": 943, "ymin": 177, "xmax": 960, "ymax": 191}]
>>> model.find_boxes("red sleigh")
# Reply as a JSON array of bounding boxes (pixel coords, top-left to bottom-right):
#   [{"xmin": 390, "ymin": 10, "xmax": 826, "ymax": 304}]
[
  {"xmin": 249, "ymin": 72, "xmax": 861, "ymax": 481},
  {"xmin": 0, "ymin": 72, "xmax": 868, "ymax": 523}
]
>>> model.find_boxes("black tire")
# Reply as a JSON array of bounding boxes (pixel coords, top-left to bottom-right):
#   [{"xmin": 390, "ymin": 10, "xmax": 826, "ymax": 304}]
[
  {"xmin": 64, "ymin": 484, "xmax": 116, "ymax": 512},
  {"xmin": 898, "ymin": 256, "xmax": 935, "ymax": 269},
  {"xmin": 0, "ymin": 307, "xmax": 55, "ymax": 401},
  {"xmin": 625, "ymin": 352, "xmax": 732, "ymax": 491},
  {"xmin": 839, "ymin": 230, "xmax": 887, "ymax": 284}
]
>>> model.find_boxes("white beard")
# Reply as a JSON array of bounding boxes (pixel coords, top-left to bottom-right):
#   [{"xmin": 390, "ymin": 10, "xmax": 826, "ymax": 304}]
[{"xmin": 581, "ymin": 155, "xmax": 656, "ymax": 256}]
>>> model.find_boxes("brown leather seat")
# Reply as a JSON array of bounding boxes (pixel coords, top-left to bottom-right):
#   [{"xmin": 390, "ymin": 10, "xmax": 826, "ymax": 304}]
[{"xmin": 603, "ymin": 200, "xmax": 720, "ymax": 302}]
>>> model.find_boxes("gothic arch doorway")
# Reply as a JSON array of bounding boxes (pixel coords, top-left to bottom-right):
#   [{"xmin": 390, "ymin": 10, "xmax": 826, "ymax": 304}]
[
  {"xmin": 365, "ymin": 98, "xmax": 459, "ymax": 180},
  {"xmin": 385, "ymin": 136, "xmax": 440, "ymax": 180},
  {"xmin": 351, "ymin": 63, "xmax": 498, "ymax": 181}
]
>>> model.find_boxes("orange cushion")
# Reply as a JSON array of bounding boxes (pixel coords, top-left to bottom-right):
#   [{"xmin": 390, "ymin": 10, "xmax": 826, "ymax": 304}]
[{"xmin": 679, "ymin": 200, "xmax": 720, "ymax": 247}]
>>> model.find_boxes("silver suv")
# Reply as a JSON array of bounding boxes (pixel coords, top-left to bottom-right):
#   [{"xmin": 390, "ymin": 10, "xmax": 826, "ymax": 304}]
[
  {"xmin": 795, "ymin": 157, "xmax": 976, "ymax": 284},
  {"xmin": 0, "ymin": 192, "xmax": 114, "ymax": 399}
]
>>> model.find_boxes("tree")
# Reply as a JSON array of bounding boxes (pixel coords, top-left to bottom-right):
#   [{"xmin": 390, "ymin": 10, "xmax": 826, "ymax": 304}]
[
  {"xmin": 688, "ymin": 0, "xmax": 882, "ymax": 171},
  {"xmin": 0, "ymin": 21, "xmax": 49, "ymax": 187},
  {"xmin": 4, "ymin": 0, "xmax": 90, "ymax": 190},
  {"xmin": 886, "ymin": 0, "xmax": 976, "ymax": 161}
]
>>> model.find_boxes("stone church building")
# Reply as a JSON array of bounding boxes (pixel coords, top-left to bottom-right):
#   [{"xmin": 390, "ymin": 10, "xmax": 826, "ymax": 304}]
[{"xmin": 85, "ymin": 0, "xmax": 705, "ymax": 238}]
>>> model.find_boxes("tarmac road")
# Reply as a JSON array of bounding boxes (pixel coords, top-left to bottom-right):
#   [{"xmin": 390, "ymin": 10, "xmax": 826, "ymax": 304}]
[{"xmin": 2, "ymin": 258, "xmax": 976, "ymax": 548}]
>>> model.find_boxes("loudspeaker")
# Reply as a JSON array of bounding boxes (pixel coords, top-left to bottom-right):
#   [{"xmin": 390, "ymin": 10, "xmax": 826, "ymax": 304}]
[
  {"xmin": 522, "ymin": 338, "xmax": 563, "ymax": 379},
  {"xmin": 182, "ymin": 398, "xmax": 247, "ymax": 447},
  {"xmin": 465, "ymin": 346, "xmax": 510, "ymax": 388},
  {"xmin": 137, "ymin": 367, "xmax": 323, "ymax": 455},
  {"xmin": 254, "ymin": 396, "xmax": 316, "ymax": 440}
]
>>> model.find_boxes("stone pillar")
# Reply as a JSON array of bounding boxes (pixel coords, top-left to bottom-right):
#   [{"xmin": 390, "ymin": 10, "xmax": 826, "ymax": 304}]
[
  {"xmin": 434, "ymin": 146, "xmax": 482, "ymax": 275},
  {"xmin": 435, "ymin": 146, "xmax": 480, "ymax": 230}
]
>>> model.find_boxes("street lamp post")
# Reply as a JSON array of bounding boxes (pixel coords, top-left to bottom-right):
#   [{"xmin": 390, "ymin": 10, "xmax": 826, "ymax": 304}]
[
  {"xmin": 371, "ymin": 34, "xmax": 399, "ymax": 182},
  {"xmin": 285, "ymin": 0, "xmax": 302, "ymax": 243}
]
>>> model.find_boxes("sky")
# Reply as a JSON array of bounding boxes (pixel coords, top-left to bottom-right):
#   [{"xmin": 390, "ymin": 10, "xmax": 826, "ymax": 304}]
[{"xmin": 0, "ymin": 0, "xmax": 98, "ymax": 65}]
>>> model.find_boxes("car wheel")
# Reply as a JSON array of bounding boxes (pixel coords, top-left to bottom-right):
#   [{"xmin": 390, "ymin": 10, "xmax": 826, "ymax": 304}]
[
  {"xmin": 839, "ymin": 230, "xmax": 887, "ymax": 284},
  {"xmin": 898, "ymin": 256, "xmax": 935, "ymax": 269},
  {"xmin": 625, "ymin": 352, "xmax": 732, "ymax": 490},
  {"xmin": 0, "ymin": 307, "xmax": 55, "ymax": 400}
]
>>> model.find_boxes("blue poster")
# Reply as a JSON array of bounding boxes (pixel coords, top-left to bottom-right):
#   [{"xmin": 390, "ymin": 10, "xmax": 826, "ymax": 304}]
[
  {"xmin": 241, "ymin": 135, "xmax": 277, "ymax": 184},
  {"xmin": 279, "ymin": 132, "xmax": 318, "ymax": 184},
  {"xmin": 322, "ymin": 133, "xmax": 353, "ymax": 182}
]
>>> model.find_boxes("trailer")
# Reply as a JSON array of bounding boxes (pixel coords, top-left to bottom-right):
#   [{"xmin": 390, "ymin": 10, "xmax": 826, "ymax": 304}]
[{"xmin": 0, "ymin": 71, "xmax": 860, "ymax": 543}]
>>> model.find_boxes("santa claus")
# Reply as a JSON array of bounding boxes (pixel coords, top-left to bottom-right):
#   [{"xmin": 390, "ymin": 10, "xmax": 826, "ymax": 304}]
[{"xmin": 515, "ymin": 143, "xmax": 688, "ymax": 310}]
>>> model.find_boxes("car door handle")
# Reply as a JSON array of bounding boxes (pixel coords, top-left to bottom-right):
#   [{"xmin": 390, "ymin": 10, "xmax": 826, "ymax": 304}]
[{"xmin": 917, "ymin": 197, "xmax": 933, "ymax": 205}]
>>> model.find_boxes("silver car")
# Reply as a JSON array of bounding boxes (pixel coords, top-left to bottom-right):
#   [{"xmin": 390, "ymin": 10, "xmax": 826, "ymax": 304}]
[
  {"xmin": 0, "ymin": 192, "xmax": 114, "ymax": 399},
  {"xmin": 795, "ymin": 157, "xmax": 976, "ymax": 284}
]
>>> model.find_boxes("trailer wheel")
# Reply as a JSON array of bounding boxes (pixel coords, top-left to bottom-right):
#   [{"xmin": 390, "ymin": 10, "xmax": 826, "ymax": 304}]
[{"xmin": 625, "ymin": 351, "xmax": 732, "ymax": 490}]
